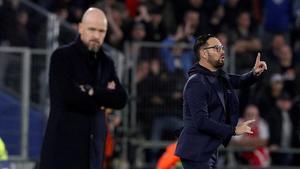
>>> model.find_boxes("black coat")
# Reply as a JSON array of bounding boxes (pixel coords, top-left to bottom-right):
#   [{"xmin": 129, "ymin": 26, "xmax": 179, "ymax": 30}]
[
  {"xmin": 39, "ymin": 37, "xmax": 127, "ymax": 169},
  {"xmin": 175, "ymin": 64, "xmax": 259, "ymax": 163}
]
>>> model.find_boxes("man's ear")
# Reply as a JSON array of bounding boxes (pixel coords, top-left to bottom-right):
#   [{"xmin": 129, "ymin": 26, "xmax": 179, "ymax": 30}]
[
  {"xmin": 78, "ymin": 22, "xmax": 83, "ymax": 34},
  {"xmin": 200, "ymin": 49, "xmax": 207, "ymax": 60}
]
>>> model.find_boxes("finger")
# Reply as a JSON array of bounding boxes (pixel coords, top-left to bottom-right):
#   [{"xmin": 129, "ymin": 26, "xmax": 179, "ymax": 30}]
[
  {"xmin": 255, "ymin": 52, "xmax": 261, "ymax": 65},
  {"xmin": 246, "ymin": 130, "xmax": 253, "ymax": 134},
  {"xmin": 261, "ymin": 61, "xmax": 268, "ymax": 70},
  {"xmin": 244, "ymin": 119, "xmax": 255, "ymax": 125}
]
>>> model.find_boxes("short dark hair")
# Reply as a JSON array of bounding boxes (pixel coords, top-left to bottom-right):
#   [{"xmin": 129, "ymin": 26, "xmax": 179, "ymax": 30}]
[{"xmin": 193, "ymin": 34, "xmax": 214, "ymax": 59}]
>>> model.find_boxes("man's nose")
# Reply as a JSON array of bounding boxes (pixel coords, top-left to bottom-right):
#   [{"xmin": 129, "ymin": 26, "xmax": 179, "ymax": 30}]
[
  {"xmin": 93, "ymin": 31, "xmax": 101, "ymax": 39},
  {"xmin": 220, "ymin": 48, "xmax": 225, "ymax": 54}
]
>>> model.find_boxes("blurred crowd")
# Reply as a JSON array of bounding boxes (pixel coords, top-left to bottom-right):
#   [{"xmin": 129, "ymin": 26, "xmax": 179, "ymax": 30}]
[{"xmin": 1, "ymin": 0, "xmax": 300, "ymax": 167}]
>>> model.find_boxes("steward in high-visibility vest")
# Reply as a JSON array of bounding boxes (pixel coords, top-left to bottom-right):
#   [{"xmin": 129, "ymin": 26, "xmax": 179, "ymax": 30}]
[{"xmin": 0, "ymin": 137, "xmax": 8, "ymax": 160}]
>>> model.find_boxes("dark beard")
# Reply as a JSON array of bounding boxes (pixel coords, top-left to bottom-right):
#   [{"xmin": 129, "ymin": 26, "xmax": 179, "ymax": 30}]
[
  {"xmin": 214, "ymin": 60, "xmax": 224, "ymax": 68},
  {"xmin": 88, "ymin": 46, "xmax": 100, "ymax": 52},
  {"xmin": 208, "ymin": 57, "xmax": 224, "ymax": 69},
  {"xmin": 87, "ymin": 40, "xmax": 100, "ymax": 52}
]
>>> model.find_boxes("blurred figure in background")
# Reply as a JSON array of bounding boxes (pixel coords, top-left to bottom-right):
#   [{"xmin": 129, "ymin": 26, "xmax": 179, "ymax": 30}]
[
  {"xmin": 231, "ymin": 104, "xmax": 270, "ymax": 167},
  {"xmin": 255, "ymin": 73, "xmax": 284, "ymax": 119},
  {"xmin": 230, "ymin": 10, "xmax": 262, "ymax": 74},
  {"xmin": 267, "ymin": 93, "xmax": 294, "ymax": 165},
  {"xmin": 160, "ymin": 24, "xmax": 195, "ymax": 77},
  {"xmin": 275, "ymin": 45, "xmax": 300, "ymax": 97},
  {"xmin": 229, "ymin": 10, "xmax": 262, "ymax": 112},
  {"xmin": 137, "ymin": 57, "xmax": 168, "ymax": 136}
]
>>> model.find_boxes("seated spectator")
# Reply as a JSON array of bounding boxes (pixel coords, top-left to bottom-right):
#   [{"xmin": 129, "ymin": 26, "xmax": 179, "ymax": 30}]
[{"xmin": 231, "ymin": 104, "xmax": 270, "ymax": 167}]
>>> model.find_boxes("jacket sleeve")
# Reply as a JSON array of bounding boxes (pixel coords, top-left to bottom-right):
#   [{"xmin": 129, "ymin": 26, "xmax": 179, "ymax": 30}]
[
  {"xmin": 228, "ymin": 71, "xmax": 261, "ymax": 89},
  {"xmin": 49, "ymin": 49, "xmax": 96, "ymax": 108},
  {"xmin": 186, "ymin": 79, "xmax": 235, "ymax": 139},
  {"xmin": 94, "ymin": 63, "xmax": 128, "ymax": 109}
]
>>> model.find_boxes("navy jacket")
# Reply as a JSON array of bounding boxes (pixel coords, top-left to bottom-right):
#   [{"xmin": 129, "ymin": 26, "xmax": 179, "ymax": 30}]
[
  {"xmin": 175, "ymin": 63, "xmax": 258, "ymax": 162},
  {"xmin": 39, "ymin": 37, "xmax": 127, "ymax": 169}
]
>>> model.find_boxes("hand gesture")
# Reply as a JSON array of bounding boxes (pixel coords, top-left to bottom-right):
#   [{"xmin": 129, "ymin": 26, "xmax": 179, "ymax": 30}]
[
  {"xmin": 235, "ymin": 119, "xmax": 255, "ymax": 135},
  {"xmin": 253, "ymin": 52, "xmax": 267, "ymax": 76},
  {"xmin": 78, "ymin": 84, "xmax": 94, "ymax": 96},
  {"xmin": 107, "ymin": 81, "xmax": 116, "ymax": 90}
]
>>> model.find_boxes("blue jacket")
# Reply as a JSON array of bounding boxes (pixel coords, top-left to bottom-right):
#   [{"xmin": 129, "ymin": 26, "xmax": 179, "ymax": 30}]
[
  {"xmin": 175, "ymin": 63, "xmax": 259, "ymax": 162},
  {"xmin": 160, "ymin": 37, "xmax": 195, "ymax": 76}
]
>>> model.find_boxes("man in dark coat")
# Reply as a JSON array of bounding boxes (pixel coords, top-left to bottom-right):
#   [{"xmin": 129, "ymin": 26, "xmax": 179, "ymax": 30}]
[
  {"xmin": 39, "ymin": 8, "xmax": 127, "ymax": 169},
  {"xmin": 175, "ymin": 34, "xmax": 267, "ymax": 169}
]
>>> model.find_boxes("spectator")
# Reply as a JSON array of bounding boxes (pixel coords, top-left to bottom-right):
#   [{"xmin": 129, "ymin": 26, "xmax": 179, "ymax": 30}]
[
  {"xmin": 137, "ymin": 57, "xmax": 168, "ymax": 136},
  {"xmin": 0, "ymin": 0, "xmax": 18, "ymax": 44},
  {"xmin": 290, "ymin": 96, "xmax": 300, "ymax": 166},
  {"xmin": 105, "ymin": 5, "xmax": 127, "ymax": 50},
  {"xmin": 291, "ymin": 0, "xmax": 300, "ymax": 61},
  {"xmin": 255, "ymin": 73, "xmax": 284, "ymax": 119},
  {"xmin": 264, "ymin": 33, "xmax": 287, "ymax": 64},
  {"xmin": 267, "ymin": 92, "xmax": 294, "ymax": 165},
  {"xmin": 136, "ymin": 60, "xmax": 150, "ymax": 84},
  {"xmin": 130, "ymin": 22, "xmax": 147, "ymax": 42},
  {"xmin": 207, "ymin": 5, "xmax": 226, "ymax": 35},
  {"xmin": 183, "ymin": 9, "xmax": 203, "ymax": 36},
  {"xmin": 266, "ymin": 44, "xmax": 300, "ymax": 97},
  {"xmin": 262, "ymin": 0, "xmax": 291, "ymax": 47},
  {"xmin": 131, "ymin": 3, "xmax": 168, "ymax": 42},
  {"xmin": 147, "ymin": 7, "xmax": 167, "ymax": 42},
  {"xmin": 224, "ymin": 0, "xmax": 252, "ymax": 29},
  {"xmin": 231, "ymin": 104, "xmax": 270, "ymax": 167},
  {"xmin": 160, "ymin": 25, "xmax": 195, "ymax": 76},
  {"xmin": 230, "ymin": 10, "xmax": 262, "ymax": 73},
  {"xmin": 229, "ymin": 10, "xmax": 262, "ymax": 112}
]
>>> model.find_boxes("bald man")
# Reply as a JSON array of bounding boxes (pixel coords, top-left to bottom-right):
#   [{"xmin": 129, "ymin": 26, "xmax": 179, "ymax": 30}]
[{"xmin": 39, "ymin": 8, "xmax": 127, "ymax": 169}]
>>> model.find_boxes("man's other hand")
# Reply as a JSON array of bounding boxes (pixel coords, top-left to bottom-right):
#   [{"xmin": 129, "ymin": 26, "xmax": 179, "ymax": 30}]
[{"xmin": 235, "ymin": 119, "xmax": 255, "ymax": 135}]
